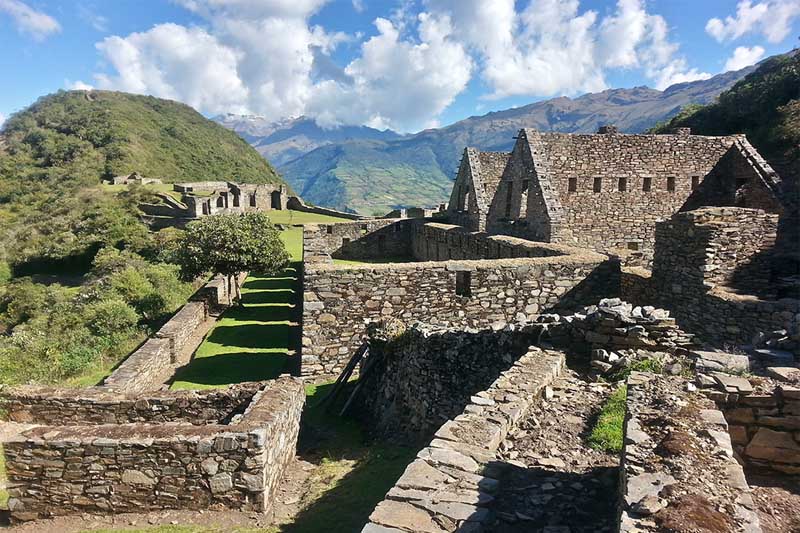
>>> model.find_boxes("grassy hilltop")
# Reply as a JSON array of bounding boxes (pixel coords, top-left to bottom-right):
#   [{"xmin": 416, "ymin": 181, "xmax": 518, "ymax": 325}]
[{"xmin": 1, "ymin": 90, "xmax": 281, "ymax": 186}]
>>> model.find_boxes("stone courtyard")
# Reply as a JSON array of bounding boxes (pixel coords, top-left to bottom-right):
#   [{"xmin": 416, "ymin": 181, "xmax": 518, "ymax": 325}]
[{"xmin": 1, "ymin": 127, "xmax": 798, "ymax": 531}]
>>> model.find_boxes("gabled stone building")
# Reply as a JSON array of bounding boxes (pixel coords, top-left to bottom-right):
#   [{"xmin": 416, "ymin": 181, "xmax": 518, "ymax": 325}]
[
  {"xmin": 447, "ymin": 127, "xmax": 783, "ymax": 264},
  {"xmin": 445, "ymin": 148, "xmax": 510, "ymax": 232}
]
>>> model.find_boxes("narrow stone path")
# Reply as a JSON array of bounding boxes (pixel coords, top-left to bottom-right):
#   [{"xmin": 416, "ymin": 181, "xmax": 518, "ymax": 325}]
[{"xmin": 487, "ymin": 368, "xmax": 620, "ymax": 533}]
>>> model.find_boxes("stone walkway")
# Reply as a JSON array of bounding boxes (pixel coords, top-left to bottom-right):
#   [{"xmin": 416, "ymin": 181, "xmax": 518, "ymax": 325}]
[{"xmin": 487, "ymin": 369, "xmax": 620, "ymax": 533}]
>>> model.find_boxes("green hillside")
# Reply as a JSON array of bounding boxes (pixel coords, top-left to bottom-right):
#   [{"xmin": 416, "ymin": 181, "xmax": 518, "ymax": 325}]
[
  {"xmin": 280, "ymin": 139, "xmax": 452, "ymax": 215},
  {"xmin": 652, "ymin": 51, "xmax": 799, "ymax": 166},
  {"xmin": 0, "ymin": 90, "xmax": 287, "ymax": 386}
]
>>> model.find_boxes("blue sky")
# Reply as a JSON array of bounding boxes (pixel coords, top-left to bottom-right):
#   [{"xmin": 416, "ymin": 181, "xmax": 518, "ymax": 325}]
[{"xmin": 0, "ymin": 0, "xmax": 798, "ymax": 132}]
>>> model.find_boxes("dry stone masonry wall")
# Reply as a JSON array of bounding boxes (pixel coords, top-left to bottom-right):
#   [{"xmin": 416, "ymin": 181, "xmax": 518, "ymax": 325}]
[
  {"xmin": 646, "ymin": 207, "xmax": 799, "ymax": 348},
  {"xmin": 302, "ymin": 249, "xmax": 617, "ymax": 377},
  {"xmin": 359, "ymin": 323, "xmax": 541, "ymax": 444},
  {"xmin": 302, "ymin": 219, "xmax": 412, "ymax": 263},
  {"xmin": 362, "ymin": 346, "xmax": 565, "ymax": 533},
  {"xmin": 0, "ymin": 383, "xmax": 262, "ymax": 426},
  {"xmin": 2, "ymin": 378, "xmax": 304, "ymax": 522}
]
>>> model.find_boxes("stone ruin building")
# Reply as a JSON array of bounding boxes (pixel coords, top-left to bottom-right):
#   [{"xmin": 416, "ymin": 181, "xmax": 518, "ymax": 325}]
[
  {"xmin": 108, "ymin": 172, "xmax": 163, "ymax": 186},
  {"xmin": 2, "ymin": 126, "xmax": 799, "ymax": 531},
  {"xmin": 446, "ymin": 127, "xmax": 786, "ymax": 266},
  {"xmin": 139, "ymin": 180, "xmax": 362, "ymax": 228}
]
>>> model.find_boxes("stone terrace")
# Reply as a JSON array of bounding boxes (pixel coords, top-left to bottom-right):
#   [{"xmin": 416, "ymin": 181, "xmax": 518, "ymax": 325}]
[{"xmin": 0, "ymin": 378, "xmax": 304, "ymax": 522}]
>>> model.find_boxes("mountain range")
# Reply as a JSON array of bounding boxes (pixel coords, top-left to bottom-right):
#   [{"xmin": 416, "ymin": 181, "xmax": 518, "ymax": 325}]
[{"xmin": 219, "ymin": 62, "xmax": 762, "ymax": 214}]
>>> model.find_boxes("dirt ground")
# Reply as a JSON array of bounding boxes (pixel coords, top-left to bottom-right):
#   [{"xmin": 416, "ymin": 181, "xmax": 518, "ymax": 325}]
[{"xmin": 749, "ymin": 473, "xmax": 800, "ymax": 533}]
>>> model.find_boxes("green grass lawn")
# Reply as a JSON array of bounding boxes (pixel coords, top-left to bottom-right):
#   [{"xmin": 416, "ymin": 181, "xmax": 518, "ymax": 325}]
[{"xmin": 170, "ymin": 210, "xmax": 350, "ymax": 390}]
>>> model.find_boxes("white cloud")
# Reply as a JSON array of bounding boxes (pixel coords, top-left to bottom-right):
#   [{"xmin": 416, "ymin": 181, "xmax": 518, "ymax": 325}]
[
  {"xmin": 0, "ymin": 0, "xmax": 60, "ymax": 40},
  {"xmin": 724, "ymin": 45, "xmax": 766, "ymax": 71},
  {"xmin": 66, "ymin": 79, "xmax": 95, "ymax": 91},
  {"xmin": 78, "ymin": 3, "xmax": 108, "ymax": 32},
  {"xmin": 88, "ymin": 0, "xmax": 712, "ymax": 132},
  {"xmin": 426, "ymin": 0, "xmax": 708, "ymax": 96},
  {"xmin": 93, "ymin": 24, "xmax": 250, "ymax": 115},
  {"xmin": 352, "ymin": 0, "xmax": 365, "ymax": 13},
  {"xmin": 307, "ymin": 14, "xmax": 472, "ymax": 131},
  {"xmin": 0, "ymin": 112, "xmax": 6, "ymax": 129},
  {"xmin": 706, "ymin": 0, "xmax": 800, "ymax": 44}
]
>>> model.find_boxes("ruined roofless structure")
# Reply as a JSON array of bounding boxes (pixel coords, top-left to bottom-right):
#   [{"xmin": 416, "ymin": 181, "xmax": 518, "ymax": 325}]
[{"xmin": 446, "ymin": 126, "xmax": 784, "ymax": 264}]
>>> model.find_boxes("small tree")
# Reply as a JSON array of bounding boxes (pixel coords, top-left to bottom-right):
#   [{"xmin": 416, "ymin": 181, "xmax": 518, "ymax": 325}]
[{"xmin": 175, "ymin": 213, "xmax": 289, "ymax": 304}]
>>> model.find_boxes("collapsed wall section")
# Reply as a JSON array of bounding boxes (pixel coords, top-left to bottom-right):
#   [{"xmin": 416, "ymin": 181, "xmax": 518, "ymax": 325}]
[
  {"xmin": 620, "ymin": 373, "xmax": 761, "ymax": 532},
  {"xmin": 2, "ymin": 378, "xmax": 304, "ymax": 522}
]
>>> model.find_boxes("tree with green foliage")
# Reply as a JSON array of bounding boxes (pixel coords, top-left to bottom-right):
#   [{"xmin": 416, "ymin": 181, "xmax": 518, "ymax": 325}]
[{"xmin": 175, "ymin": 213, "xmax": 289, "ymax": 304}]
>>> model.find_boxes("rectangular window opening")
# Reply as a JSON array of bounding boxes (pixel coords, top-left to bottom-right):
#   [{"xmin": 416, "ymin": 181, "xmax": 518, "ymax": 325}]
[
  {"xmin": 691, "ymin": 176, "xmax": 700, "ymax": 190},
  {"xmin": 642, "ymin": 177, "xmax": 652, "ymax": 192},
  {"xmin": 504, "ymin": 182, "xmax": 514, "ymax": 218},
  {"xmin": 627, "ymin": 242, "xmax": 640, "ymax": 251},
  {"xmin": 593, "ymin": 177, "xmax": 602, "ymax": 193},
  {"xmin": 667, "ymin": 176, "xmax": 676, "ymax": 192},
  {"xmin": 326, "ymin": 225, "xmax": 333, "ymax": 235},
  {"xmin": 342, "ymin": 237, "xmax": 350, "ymax": 246},
  {"xmin": 568, "ymin": 177, "xmax": 577, "ymax": 192},
  {"xmin": 618, "ymin": 177, "xmax": 627, "ymax": 192},
  {"xmin": 455, "ymin": 271, "xmax": 472, "ymax": 297}
]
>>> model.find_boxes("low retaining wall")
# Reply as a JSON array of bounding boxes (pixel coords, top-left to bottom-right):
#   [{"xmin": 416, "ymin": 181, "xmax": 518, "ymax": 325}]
[
  {"xmin": 103, "ymin": 274, "xmax": 246, "ymax": 393},
  {"xmin": 3, "ymin": 378, "xmax": 304, "ymax": 522},
  {"xmin": 0, "ymin": 383, "xmax": 262, "ymax": 425},
  {"xmin": 411, "ymin": 222, "xmax": 576, "ymax": 261},
  {"xmin": 620, "ymin": 373, "xmax": 761, "ymax": 532},
  {"xmin": 362, "ymin": 346, "xmax": 565, "ymax": 533},
  {"xmin": 303, "ymin": 251, "xmax": 617, "ymax": 377},
  {"xmin": 286, "ymin": 196, "xmax": 364, "ymax": 220}
]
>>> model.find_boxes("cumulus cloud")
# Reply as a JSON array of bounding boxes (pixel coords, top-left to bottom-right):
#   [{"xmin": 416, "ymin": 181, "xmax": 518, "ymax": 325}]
[
  {"xmin": 307, "ymin": 14, "xmax": 472, "ymax": 130},
  {"xmin": 352, "ymin": 0, "xmax": 365, "ymax": 13},
  {"xmin": 92, "ymin": 24, "xmax": 249, "ymax": 115},
  {"xmin": 724, "ymin": 45, "xmax": 766, "ymax": 71},
  {"xmin": 88, "ymin": 0, "xmax": 711, "ymax": 131},
  {"xmin": 0, "ymin": 0, "xmax": 60, "ymax": 40},
  {"xmin": 426, "ymin": 0, "xmax": 708, "ymax": 97},
  {"xmin": 706, "ymin": 0, "xmax": 800, "ymax": 44}
]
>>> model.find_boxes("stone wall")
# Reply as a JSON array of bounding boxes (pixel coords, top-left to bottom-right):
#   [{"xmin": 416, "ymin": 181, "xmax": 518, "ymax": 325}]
[
  {"xmin": 361, "ymin": 346, "xmax": 565, "ymax": 533},
  {"xmin": 359, "ymin": 323, "xmax": 541, "ymax": 444},
  {"xmin": 102, "ymin": 300, "xmax": 208, "ymax": 393},
  {"xmin": 285, "ymin": 196, "xmax": 364, "ymax": 220},
  {"xmin": 652, "ymin": 207, "xmax": 778, "ymax": 295},
  {"xmin": 645, "ymin": 207, "xmax": 799, "ymax": 348},
  {"xmin": 302, "ymin": 249, "xmax": 618, "ymax": 377},
  {"xmin": 620, "ymin": 373, "xmax": 761, "ymax": 532},
  {"xmin": 489, "ymin": 130, "xmax": 740, "ymax": 263},
  {"xmin": 102, "ymin": 273, "xmax": 246, "ymax": 393},
  {"xmin": 3, "ymin": 378, "xmax": 304, "ymax": 522},
  {"xmin": 302, "ymin": 219, "xmax": 413, "ymax": 263},
  {"xmin": 0, "ymin": 383, "xmax": 262, "ymax": 426},
  {"xmin": 702, "ymin": 381, "xmax": 800, "ymax": 475},
  {"xmin": 411, "ymin": 222, "xmax": 575, "ymax": 262}
]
